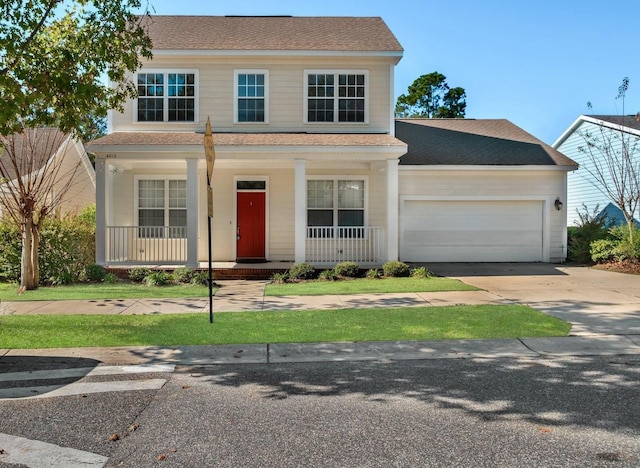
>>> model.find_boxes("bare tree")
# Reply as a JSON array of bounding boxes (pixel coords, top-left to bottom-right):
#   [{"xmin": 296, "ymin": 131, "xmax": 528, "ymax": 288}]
[
  {"xmin": 0, "ymin": 127, "xmax": 87, "ymax": 289},
  {"xmin": 578, "ymin": 79, "xmax": 640, "ymax": 245}
]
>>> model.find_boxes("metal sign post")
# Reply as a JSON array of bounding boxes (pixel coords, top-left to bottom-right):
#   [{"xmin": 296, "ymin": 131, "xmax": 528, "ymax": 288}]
[{"xmin": 204, "ymin": 117, "xmax": 216, "ymax": 323}]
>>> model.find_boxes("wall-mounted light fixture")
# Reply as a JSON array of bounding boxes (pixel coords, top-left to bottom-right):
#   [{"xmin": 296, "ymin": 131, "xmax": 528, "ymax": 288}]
[{"xmin": 554, "ymin": 198, "xmax": 563, "ymax": 211}]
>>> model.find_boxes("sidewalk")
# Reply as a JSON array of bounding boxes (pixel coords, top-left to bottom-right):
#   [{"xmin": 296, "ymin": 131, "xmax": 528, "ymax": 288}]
[{"xmin": 2, "ymin": 279, "xmax": 640, "ymax": 365}]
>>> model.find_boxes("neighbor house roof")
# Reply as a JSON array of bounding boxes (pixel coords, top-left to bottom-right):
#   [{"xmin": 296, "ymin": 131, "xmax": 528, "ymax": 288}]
[
  {"xmin": 143, "ymin": 16, "xmax": 403, "ymax": 53},
  {"xmin": 0, "ymin": 128, "xmax": 69, "ymax": 181},
  {"xmin": 552, "ymin": 114, "xmax": 640, "ymax": 148},
  {"xmin": 396, "ymin": 119, "xmax": 578, "ymax": 167},
  {"xmin": 90, "ymin": 132, "xmax": 407, "ymax": 148}
]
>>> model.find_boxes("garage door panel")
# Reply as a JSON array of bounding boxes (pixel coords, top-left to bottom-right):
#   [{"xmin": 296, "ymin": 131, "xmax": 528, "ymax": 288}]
[{"xmin": 401, "ymin": 200, "xmax": 543, "ymax": 262}]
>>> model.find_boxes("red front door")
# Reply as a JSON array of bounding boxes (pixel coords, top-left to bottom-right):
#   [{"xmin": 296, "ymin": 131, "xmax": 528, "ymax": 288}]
[{"xmin": 236, "ymin": 191, "xmax": 266, "ymax": 261}]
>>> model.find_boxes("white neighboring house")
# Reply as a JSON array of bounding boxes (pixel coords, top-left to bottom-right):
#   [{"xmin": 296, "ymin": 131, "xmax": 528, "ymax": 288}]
[
  {"xmin": 90, "ymin": 15, "xmax": 576, "ymax": 269},
  {"xmin": 553, "ymin": 114, "xmax": 640, "ymax": 226},
  {"xmin": 0, "ymin": 128, "xmax": 96, "ymax": 218}
]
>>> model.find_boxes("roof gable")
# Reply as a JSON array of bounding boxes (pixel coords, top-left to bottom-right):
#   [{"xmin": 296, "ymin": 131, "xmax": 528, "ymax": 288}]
[
  {"xmin": 143, "ymin": 16, "xmax": 403, "ymax": 53},
  {"xmin": 0, "ymin": 128, "xmax": 69, "ymax": 181},
  {"xmin": 396, "ymin": 119, "xmax": 577, "ymax": 167}
]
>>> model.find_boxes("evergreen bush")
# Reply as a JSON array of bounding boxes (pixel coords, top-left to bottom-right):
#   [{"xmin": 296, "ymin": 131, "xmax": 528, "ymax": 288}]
[
  {"xmin": 334, "ymin": 261, "xmax": 360, "ymax": 278},
  {"xmin": 288, "ymin": 262, "xmax": 317, "ymax": 280},
  {"xmin": 382, "ymin": 261, "xmax": 410, "ymax": 277}
]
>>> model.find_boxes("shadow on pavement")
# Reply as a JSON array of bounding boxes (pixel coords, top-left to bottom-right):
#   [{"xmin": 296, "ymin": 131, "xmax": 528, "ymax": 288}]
[
  {"xmin": 179, "ymin": 355, "xmax": 640, "ymax": 434},
  {"xmin": 421, "ymin": 262, "xmax": 570, "ymax": 277},
  {"xmin": 0, "ymin": 356, "xmax": 100, "ymax": 399}
]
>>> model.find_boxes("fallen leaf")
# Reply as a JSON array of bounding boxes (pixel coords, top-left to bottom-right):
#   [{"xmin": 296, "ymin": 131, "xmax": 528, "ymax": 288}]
[
  {"xmin": 109, "ymin": 434, "xmax": 120, "ymax": 441},
  {"xmin": 537, "ymin": 427, "xmax": 552, "ymax": 433},
  {"xmin": 169, "ymin": 448, "xmax": 177, "ymax": 453},
  {"xmin": 0, "ymin": 449, "xmax": 7, "ymax": 454},
  {"xmin": 157, "ymin": 454, "xmax": 167, "ymax": 461},
  {"xmin": 128, "ymin": 423, "xmax": 139, "ymax": 432},
  {"xmin": 182, "ymin": 385, "xmax": 192, "ymax": 389}
]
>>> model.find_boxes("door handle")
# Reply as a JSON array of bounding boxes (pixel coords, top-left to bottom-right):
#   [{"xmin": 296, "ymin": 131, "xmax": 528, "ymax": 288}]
[{"xmin": 237, "ymin": 225, "xmax": 241, "ymax": 240}]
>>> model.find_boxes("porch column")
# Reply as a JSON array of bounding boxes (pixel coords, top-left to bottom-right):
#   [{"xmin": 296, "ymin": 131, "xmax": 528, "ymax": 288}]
[
  {"xmin": 95, "ymin": 159, "xmax": 106, "ymax": 265},
  {"xmin": 386, "ymin": 159, "xmax": 399, "ymax": 261},
  {"xmin": 186, "ymin": 158, "xmax": 199, "ymax": 268},
  {"xmin": 294, "ymin": 159, "xmax": 306, "ymax": 263}
]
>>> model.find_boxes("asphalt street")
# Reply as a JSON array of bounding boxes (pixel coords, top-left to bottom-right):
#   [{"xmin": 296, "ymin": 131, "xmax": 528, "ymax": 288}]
[{"xmin": 1, "ymin": 355, "xmax": 639, "ymax": 467}]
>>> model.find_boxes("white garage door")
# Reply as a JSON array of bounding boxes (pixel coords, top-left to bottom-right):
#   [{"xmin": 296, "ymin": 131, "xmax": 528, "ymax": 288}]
[{"xmin": 400, "ymin": 200, "xmax": 543, "ymax": 262}]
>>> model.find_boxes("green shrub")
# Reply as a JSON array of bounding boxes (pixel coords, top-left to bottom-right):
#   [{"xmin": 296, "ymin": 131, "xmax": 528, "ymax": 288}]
[
  {"xmin": 365, "ymin": 268, "xmax": 381, "ymax": 279},
  {"xmin": 145, "ymin": 271, "xmax": 172, "ymax": 287},
  {"xmin": 590, "ymin": 239, "xmax": 618, "ymax": 263},
  {"xmin": 411, "ymin": 266, "xmax": 433, "ymax": 278},
  {"xmin": 270, "ymin": 272, "xmax": 289, "ymax": 284},
  {"xmin": 319, "ymin": 269, "xmax": 338, "ymax": 281},
  {"xmin": 172, "ymin": 267, "xmax": 194, "ymax": 284},
  {"xmin": 104, "ymin": 272, "xmax": 119, "ymax": 284},
  {"xmin": 590, "ymin": 225, "xmax": 640, "ymax": 263},
  {"xmin": 129, "ymin": 267, "xmax": 151, "ymax": 283},
  {"xmin": 382, "ymin": 261, "xmax": 410, "ymax": 277},
  {"xmin": 334, "ymin": 261, "xmax": 360, "ymax": 278},
  {"xmin": 0, "ymin": 218, "xmax": 21, "ymax": 282},
  {"xmin": 84, "ymin": 264, "xmax": 106, "ymax": 282},
  {"xmin": 288, "ymin": 262, "xmax": 317, "ymax": 280},
  {"xmin": 568, "ymin": 204, "xmax": 610, "ymax": 263},
  {"xmin": 0, "ymin": 206, "xmax": 96, "ymax": 284},
  {"xmin": 191, "ymin": 271, "xmax": 211, "ymax": 286}
]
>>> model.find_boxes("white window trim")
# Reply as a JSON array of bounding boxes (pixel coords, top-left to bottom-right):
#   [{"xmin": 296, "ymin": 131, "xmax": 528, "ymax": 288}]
[
  {"xmin": 134, "ymin": 69, "xmax": 199, "ymax": 123},
  {"xmin": 134, "ymin": 175, "xmax": 188, "ymax": 234},
  {"xmin": 306, "ymin": 175, "xmax": 369, "ymax": 227},
  {"xmin": 303, "ymin": 69, "xmax": 369, "ymax": 125},
  {"xmin": 233, "ymin": 69, "xmax": 269, "ymax": 124}
]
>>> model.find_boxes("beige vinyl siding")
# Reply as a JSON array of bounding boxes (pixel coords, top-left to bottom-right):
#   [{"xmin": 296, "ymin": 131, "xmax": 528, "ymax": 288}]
[
  {"xmin": 112, "ymin": 56, "xmax": 395, "ymax": 134},
  {"xmin": 52, "ymin": 140, "xmax": 95, "ymax": 215},
  {"xmin": 399, "ymin": 169, "xmax": 567, "ymax": 262}
]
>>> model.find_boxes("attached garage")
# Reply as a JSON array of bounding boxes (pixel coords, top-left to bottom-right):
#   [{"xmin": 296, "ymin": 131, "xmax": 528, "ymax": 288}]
[
  {"xmin": 395, "ymin": 119, "xmax": 579, "ymax": 263},
  {"xmin": 400, "ymin": 199, "xmax": 544, "ymax": 262}
]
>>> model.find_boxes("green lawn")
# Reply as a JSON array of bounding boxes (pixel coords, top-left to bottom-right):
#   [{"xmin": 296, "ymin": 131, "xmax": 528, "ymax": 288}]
[
  {"xmin": 0, "ymin": 305, "xmax": 571, "ymax": 349},
  {"xmin": 265, "ymin": 277, "xmax": 477, "ymax": 296},
  {"xmin": 0, "ymin": 282, "xmax": 213, "ymax": 301}
]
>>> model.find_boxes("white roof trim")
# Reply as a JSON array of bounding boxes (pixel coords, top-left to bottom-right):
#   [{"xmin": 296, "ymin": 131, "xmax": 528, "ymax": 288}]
[{"xmin": 553, "ymin": 114, "xmax": 640, "ymax": 148}]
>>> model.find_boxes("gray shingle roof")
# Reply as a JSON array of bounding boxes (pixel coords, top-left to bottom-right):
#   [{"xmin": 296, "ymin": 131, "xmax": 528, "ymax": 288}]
[
  {"xmin": 143, "ymin": 15, "xmax": 403, "ymax": 53},
  {"xmin": 396, "ymin": 119, "xmax": 577, "ymax": 167},
  {"xmin": 586, "ymin": 115, "xmax": 640, "ymax": 132}
]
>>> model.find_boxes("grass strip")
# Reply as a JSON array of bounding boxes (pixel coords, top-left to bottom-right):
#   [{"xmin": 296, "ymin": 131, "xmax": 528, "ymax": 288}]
[
  {"xmin": 0, "ymin": 305, "xmax": 570, "ymax": 349},
  {"xmin": 0, "ymin": 282, "xmax": 212, "ymax": 301},
  {"xmin": 265, "ymin": 277, "xmax": 478, "ymax": 296}
]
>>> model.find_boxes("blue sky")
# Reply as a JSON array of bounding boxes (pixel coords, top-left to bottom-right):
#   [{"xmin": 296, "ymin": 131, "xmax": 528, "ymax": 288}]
[{"xmin": 136, "ymin": 0, "xmax": 640, "ymax": 144}]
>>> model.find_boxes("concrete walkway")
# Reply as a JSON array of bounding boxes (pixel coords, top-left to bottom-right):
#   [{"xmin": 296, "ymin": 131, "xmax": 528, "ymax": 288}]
[{"xmin": 1, "ymin": 266, "xmax": 639, "ymax": 365}]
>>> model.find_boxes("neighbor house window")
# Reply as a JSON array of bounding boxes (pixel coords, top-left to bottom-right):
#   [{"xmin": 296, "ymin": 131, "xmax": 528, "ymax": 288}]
[
  {"xmin": 305, "ymin": 71, "xmax": 367, "ymax": 123},
  {"xmin": 307, "ymin": 179, "xmax": 365, "ymax": 237},
  {"xmin": 137, "ymin": 70, "xmax": 197, "ymax": 122},
  {"xmin": 235, "ymin": 70, "xmax": 268, "ymax": 123},
  {"xmin": 137, "ymin": 179, "xmax": 187, "ymax": 238}
]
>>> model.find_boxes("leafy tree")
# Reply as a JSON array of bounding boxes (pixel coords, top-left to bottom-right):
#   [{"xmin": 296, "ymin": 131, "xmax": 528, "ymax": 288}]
[
  {"xmin": 578, "ymin": 77, "xmax": 640, "ymax": 250},
  {"xmin": 0, "ymin": 0, "xmax": 153, "ymax": 289},
  {"xmin": 396, "ymin": 72, "xmax": 467, "ymax": 118}
]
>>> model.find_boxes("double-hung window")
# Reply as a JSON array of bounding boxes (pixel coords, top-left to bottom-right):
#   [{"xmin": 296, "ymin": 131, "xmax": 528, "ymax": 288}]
[
  {"xmin": 137, "ymin": 179, "xmax": 187, "ymax": 238},
  {"xmin": 307, "ymin": 179, "xmax": 365, "ymax": 237},
  {"xmin": 235, "ymin": 70, "xmax": 268, "ymax": 123},
  {"xmin": 305, "ymin": 70, "xmax": 367, "ymax": 123},
  {"xmin": 137, "ymin": 70, "xmax": 197, "ymax": 122}
]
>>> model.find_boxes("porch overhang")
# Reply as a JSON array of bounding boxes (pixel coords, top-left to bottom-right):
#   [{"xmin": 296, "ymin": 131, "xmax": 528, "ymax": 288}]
[{"xmin": 89, "ymin": 131, "xmax": 408, "ymax": 161}]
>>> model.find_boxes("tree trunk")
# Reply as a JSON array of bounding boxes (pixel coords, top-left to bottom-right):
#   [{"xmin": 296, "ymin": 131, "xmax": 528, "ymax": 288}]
[{"xmin": 20, "ymin": 217, "xmax": 39, "ymax": 290}]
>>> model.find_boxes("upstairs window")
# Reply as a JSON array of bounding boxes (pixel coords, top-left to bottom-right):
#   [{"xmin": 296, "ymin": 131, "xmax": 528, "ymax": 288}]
[
  {"xmin": 137, "ymin": 70, "xmax": 197, "ymax": 122},
  {"xmin": 305, "ymin": 71, "xmax": 367, "ymax": 123},
  {"xmin": 235, "ymin": 70, "xmax": 268, "ymax": 123}
]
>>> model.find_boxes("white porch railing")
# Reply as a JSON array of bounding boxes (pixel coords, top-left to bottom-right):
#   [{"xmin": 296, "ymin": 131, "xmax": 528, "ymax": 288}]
[
  {"xmin": 306, "ymin": 226, "xmax": 384, "ymax": 264},
  {"xmin": 106, "ymin": 226, "xmax": 187, "ymax": 264}
]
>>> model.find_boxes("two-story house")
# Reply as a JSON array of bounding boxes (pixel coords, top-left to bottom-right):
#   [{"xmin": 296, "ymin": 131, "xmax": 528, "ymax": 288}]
[{"xmin": 91, "ymin": 15, "xmax": 576, "ymax": 270}]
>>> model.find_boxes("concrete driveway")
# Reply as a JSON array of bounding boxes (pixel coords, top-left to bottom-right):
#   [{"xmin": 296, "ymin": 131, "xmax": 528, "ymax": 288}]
[{"xmin": 424, "ymin": 263, "xmax": 640, "ymax": 336}]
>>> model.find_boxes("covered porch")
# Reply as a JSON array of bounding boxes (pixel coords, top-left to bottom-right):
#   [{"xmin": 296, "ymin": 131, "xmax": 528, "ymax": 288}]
[{"xmin": 92, "ymin": 131, "xmax": 406, "ymax": 270}]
